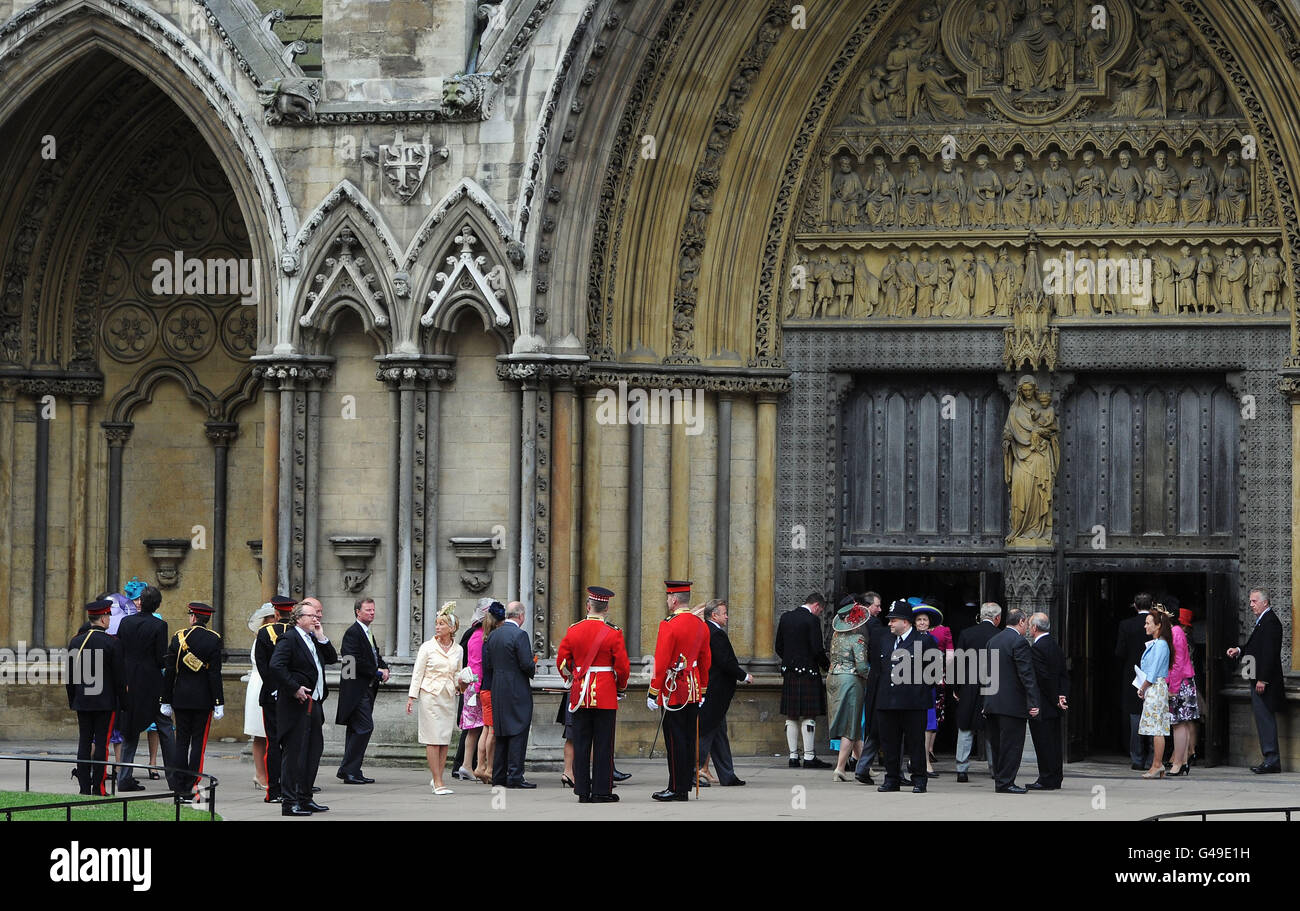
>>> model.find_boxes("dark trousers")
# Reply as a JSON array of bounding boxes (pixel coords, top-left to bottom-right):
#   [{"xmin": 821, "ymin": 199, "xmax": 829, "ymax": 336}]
[
  {"xmin": 262, "ymin": 705, "xmax": 281, "ymax": 797},
  {"xmin": 699, "ymin": 718, "xmax": 740, "ymax": 784},
  {"xmin": 76, "ymin": 710, "xmax": 113, "ymax": 795},
  {"xmin": 1252, "ymin": 691, "xmax": 1281, "ymax": 766},
  {"xmin": 662, "ymin": 703, "xmax": 699, "ymax": 794},
  {"xmin": 119, "ymin": 710, "xmax": 178, "ymax": 789},
  {"xmin": 492, "ymin": 731, "xmax": 528, "ymax": 785},
  {"xmin": 337, "ymin": 687, "xmax": 376, "ymax": 778},
  {"xmin": 573, "ymin": 708, "xmax": 616, "ymax": 797},
  {"xmin": 173, "ymin": 709, "xmax": 212, "ymax": 796},
  {"xmin": 1128, "ymin": 712, "xmax": 1152, "ymax": 766},
  {"xmin": 878, "ymin": 708, "xmax": 926, "ymax": 786},
  {"xmin": 985, "ymin": 712, "xmax": 1027, "ymax": 789},
  {"xmin": 854, "ymin": 707, "xmax": 882, "ymax": 777},
  {"xmin": 1028, "ymin": 715, "xmax": 1064, "ymax": 787},
  {"xmin": 280, "ymin": 700, "xmax": 324, "ymax": 805}
]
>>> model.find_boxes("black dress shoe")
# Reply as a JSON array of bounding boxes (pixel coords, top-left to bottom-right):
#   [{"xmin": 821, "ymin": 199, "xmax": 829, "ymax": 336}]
[
  {"xmin": 651, "ymin": 788, "xmax": 689, "ymax": 801},
  {"xmin": 955, "ymin": 772, "xmax": 969, "ymax": 783},
  {"xmin": 612, "ymin": 769, "xmax": 631, "ymax": 782},
  {"xmin": 1252, "ymin": 764, "xmax": 1282, "ymax": 774},
  {"xmin": 339, "ymin": 775, "xmax": 371, "ymax": 785},
  {"xmin": 803, "ymin": 757, "xmax": 831, "ymax": 769},
  {"xmin": 312, "ymin": 786, "xmax": 322, "ymax": 793},
  {"xmin": 577, "ymin": 795, "xmax": 591, "ymax": 803},
  {"xmin": 282, "ymin": 803, "xmax": 313, "ymax": 816},
  {"xmin": 719, "ymin": 778, "xmax": 747, "ymax": 786},
  {"xmin": 855, "ymin": 773, "xmax": 875, "ymax": 785},
  {"xmin": 877, "ymin": 782, "xmax": 900, "ymax": 792},
  {"xmin": 507, "ymin": 780, "xmax": 538, "ymax": 789},
  {"xmin": 119, "ymin": 780, "xmax": 146, "ymax": 792},
  {"xmin": 788, "ymin": 758, "xmax": 801, "ymax": 768},
  {"xmin": 1027, "ymin": 782, "xmax": 1046, "ymax": 790},
  {"xmin": 996, "ymin": 785, "xmax": 1027, "ymax": 794},
  {"xmin": 926, "ymin": 770, "xmax": 941, "ymax": 778},
  {"xmin": 264, "ymin": 791, "xmax": 282, "ymax": 803},
  {"xmin": 303, "ymin": 800, "xmax": 329, "ymax": 812},
  {"xmin": 593, "ymin": 793, "xmax": 620, "ymax": 802},
  {"xmin": 912, "ymin": 782, "xmax": 927, "ymax": 793}
]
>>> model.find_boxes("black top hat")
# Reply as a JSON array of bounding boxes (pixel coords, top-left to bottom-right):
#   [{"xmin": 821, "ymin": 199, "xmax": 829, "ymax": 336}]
[
  {"xmin": 587, "ymin": 586, "xmax": 615, "ymax": 603},
  {"xmin": 884, "ymin": 599, "xmax": 914, "ymax": 622}
]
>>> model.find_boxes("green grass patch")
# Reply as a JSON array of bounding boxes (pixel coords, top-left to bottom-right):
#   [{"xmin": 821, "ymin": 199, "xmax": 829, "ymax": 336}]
[{"xmin": 0, "ymin": 790, "xmax": 218, "ymax": 821}]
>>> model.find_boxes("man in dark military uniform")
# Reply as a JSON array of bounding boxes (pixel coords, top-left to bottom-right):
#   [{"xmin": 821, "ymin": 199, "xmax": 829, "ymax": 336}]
[
  {"xmin": 254, "ymin": 594, "xmax": 296, "ymax": 802},
  {"xmin": 66, "ymin": 600, "xmax": 126, "ymax": 795},
  {"xmin": 557, "ymin": 586, "xmax": 631, "ymax": 803},
  {"xmin": 161, "ymin": 601, "xmax": 224, "ymax": 802},
  {"xmin": 648, "ymin": 580, "xmax": 711, "ymax": 802}
]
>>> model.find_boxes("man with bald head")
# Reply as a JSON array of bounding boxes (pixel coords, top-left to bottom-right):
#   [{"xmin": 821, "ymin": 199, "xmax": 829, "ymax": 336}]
[
  {"xmin": 483, "ymin": 600, "xmax": 537, "ymax": 788},
  {"xmin": 1026, "ymin": 612, "xmax": 1069, "ymax": 790}
]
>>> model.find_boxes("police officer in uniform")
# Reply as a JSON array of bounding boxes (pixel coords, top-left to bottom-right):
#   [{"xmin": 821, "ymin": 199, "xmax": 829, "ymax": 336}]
[
  {"xmin": 876, "ymin": 599, "xmax": 940, "ymax": 794},
  {"xmin": 557, "ymin": 586, "xmax": 631, "ymax": 803},
  {"xmin": 66, "ymin": 600, "xmax": 126, "ymax": 795},
  {"xmin": 648, "ymin": 580, "xmax": 711, "ymax": 801},
  {"xmin": 161, "ymin": 601, "xmax": 224, "ymax": 802},
  {"xmin": 254, "ymin": 594, "xmax": 296, "ymax": 802}
]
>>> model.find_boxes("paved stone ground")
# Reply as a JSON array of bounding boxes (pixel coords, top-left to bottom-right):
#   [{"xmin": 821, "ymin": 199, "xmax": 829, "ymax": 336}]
[{"xmin": 2, "ymin": 740, "xmax": 1296, "ymax": 821}]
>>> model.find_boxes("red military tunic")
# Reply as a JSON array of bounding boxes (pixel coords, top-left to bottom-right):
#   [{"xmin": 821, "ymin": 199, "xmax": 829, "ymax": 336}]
[
  {"xmin": 557, "ymin": 616, "xmax": 631, "ymax": 710},
  {"xmin": 648, "ymin": 609, "xmax": 711, "ymax": 708}
]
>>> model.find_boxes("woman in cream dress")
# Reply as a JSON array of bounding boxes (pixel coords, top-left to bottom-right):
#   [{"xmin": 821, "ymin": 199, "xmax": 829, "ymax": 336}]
[
  {"xmin": 243, "ymin": 603, "xmax": 276, "ymax": 789},
  {"xmin": 407, "ymin": 603, "xmax": 466, "ymax": 794}
]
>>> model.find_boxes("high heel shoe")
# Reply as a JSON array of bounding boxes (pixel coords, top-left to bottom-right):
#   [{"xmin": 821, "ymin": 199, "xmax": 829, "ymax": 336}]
[
  {"xmin": 1168, "ymin": 764, "xmax": 1189, "ymax": 776},
  {"xmin": 561, "ymin": 775, "xmax": 575, "ymax": 789},
  {"xmin": 474, "ymin": 769, "xmax": 492, "ymax": 784},
  {"xmin": 832, "ymin": 770, "xmax": 852, "ymax": 782},
  {"xmin": 1141, "ymin": 768, "xmax": 1166, "ymax": 779}
]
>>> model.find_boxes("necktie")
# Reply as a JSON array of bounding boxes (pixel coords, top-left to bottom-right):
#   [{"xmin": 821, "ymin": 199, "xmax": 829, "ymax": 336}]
[{"xmin": 894, "ymin": 636, "xmax": 902, "ymax": 651}]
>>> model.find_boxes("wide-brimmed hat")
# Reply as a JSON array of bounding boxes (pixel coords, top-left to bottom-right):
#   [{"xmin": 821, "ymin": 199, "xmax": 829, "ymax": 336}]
[
  {"xmin": 247, "ymin": 603, "xmax": 276, "ymax": 632},
  {"xmin": 911, "ymin": 601, "xmax": 944, "ymax": 624},
  {"xmin": 833, "ymin": 603, "xmax": 869, "ymax": 632},
  {"xmin": 884, "ymin": 599, "xmax": 914, "ymax": 622}
]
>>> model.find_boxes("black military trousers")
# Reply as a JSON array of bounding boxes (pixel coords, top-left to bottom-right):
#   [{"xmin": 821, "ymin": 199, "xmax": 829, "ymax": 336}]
[
  {"xmin": 878, "ymin": 708, "xmax": 926, "ymax": 786},
  {"xmin": 262, "ymin": 704, "xmax": 281, "ymax": 798},
  {"xmin": 662, "ymin": 703, "xmax": 699, "ymax": 794},
  {"xmin": 173, "ymin": 709, "xmax": 212, "ymax": 796},
  {"xmin": 76, "ymin": 710, "xmax": 114, "ymax": 795},
  {"xmin": 572, "ymin": 707, "xmax": 616, "ymax": 798}
]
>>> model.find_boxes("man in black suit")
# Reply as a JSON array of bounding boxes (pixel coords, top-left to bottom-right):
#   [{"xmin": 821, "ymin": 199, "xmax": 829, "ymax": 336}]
[
  {"xmin": 66, "ymin": 600, "xmax": 126, "ymax": 795},
  {"xmin": 953, "ymin": 601, "xmax": 1001, "ymax": 783},
  {"xmin": 982, "ymin": 608, "xmax": 1040, "ymax": 794},
  {"xmin": 876, "ymin": 599, "xmax": 941, "ymax": 793},
  {"xmin": 160, "ymin": 601, "xmax": 224, "ymax": 802},
  {"xmin": 775, "ymin": 592, "xmax": 831, "ymax": 768},
  {"xmin": 270, "ymin": 598, "xmax": 338, "ymax": 816},
  {"xmin": 1026, "ymin": 612, "xmax": 1070, "ymax": 790},
  {"xmin": 853, "ymin": 592, "xmax": 887, "ymax": 785},
  {"xmin": 335, "ymin": 596, "xmax": 389, "ymax": 784},
  {"xmin": 254, "ymin": 594, "xmax": 297, "ymax": 802},
  {"xmin": 483, "ymin": 600, "xmax": 536, "ymax": 788},
  {"xmin": 1227, "ymin": 588, "xmax": 1284, "ymax": 772},
  {"xmin": 116, "ymin": 586, "xmax": 178, "ymax": 792},
  {"xmin": 698, "ymin": 599, "xmax": 752, "ymax": 787},
  {"xmin": 1115, "ymin": 592, "xmax": 1152, "ymax": 770}
]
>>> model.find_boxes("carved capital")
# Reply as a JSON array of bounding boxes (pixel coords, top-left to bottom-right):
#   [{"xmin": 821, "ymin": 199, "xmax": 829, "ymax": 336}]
[
  {"xmin": 102, "ymin": 421, "xmax": 134, "ymax": 447},
  {"xmin": 205, "ymin": 422, "xmax": 240, "ymax": 447}
]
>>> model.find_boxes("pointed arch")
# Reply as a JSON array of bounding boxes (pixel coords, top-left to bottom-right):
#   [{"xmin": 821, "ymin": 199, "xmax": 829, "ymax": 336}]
[{"xmin": 106, "ymin": 360, "xmax": 220, "ymax": 424}]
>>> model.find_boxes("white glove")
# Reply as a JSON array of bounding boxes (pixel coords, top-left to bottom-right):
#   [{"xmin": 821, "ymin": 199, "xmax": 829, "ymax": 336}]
[
  {"xmin": 212, "ymin": 705, "xmax": 224, "ymax": 721},
  {"xmin": 646, "ymin": 696, "xmax": 659, "ymax": 711},
  {"xmin": 160, "ymin": 704, "xmax": 173, "ymax": 717},
  {"xmin": 699, "ymin": 697, "xmax": 706, "ymax": 708}
]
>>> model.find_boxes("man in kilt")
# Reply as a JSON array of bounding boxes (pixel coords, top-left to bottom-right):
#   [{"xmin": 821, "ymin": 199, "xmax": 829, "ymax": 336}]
[{"xmin": 775, "ymin": 592, "xmax": 831, "ymax": 768}]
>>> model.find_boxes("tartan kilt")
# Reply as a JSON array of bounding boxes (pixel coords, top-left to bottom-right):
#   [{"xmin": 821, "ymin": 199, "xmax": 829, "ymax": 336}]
[{"xmin": 780, "ymin": 671, "xmax": 827, "ymax": 717}]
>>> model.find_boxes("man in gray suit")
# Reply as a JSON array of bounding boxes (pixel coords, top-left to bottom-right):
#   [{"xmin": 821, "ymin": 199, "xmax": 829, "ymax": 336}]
[
  {"xmin": 483, "ymin": 601, "xmax": 537, "ymax": 788},
  {"xmin": 982, "ymin": 608, "xmax": 1041, "ymax": 794}
]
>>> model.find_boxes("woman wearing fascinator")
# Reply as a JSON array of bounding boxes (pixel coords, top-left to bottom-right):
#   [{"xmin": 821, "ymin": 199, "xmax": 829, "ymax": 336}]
[{"xmin": 408, "ymin": 602, "xmax": 469, "ymax": 795}]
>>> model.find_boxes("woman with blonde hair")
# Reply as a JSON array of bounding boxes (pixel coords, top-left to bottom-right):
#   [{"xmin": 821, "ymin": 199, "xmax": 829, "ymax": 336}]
[
  {"xmin": 407, "ymin": 603, "xmax": 467, "ymax": 794},
  {"xmin": 1137, "ymin": 605, "xmax": 1174, "ymax": 779}
]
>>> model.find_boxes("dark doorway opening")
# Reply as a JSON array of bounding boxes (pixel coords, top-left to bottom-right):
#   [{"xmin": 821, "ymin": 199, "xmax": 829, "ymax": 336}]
[{"xmin": 1064, "ymin": 569, "xmax": 1234, "ymax": 767}]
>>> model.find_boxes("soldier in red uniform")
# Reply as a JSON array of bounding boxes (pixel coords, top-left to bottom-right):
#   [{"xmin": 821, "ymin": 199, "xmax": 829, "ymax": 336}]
[
  {"xmin": 557, "ymin": 585, "xmax": 631, "ymax": 803},
  {"xmin": 648, "ymin": 580, "xmax": 711, "ymax": 801}
]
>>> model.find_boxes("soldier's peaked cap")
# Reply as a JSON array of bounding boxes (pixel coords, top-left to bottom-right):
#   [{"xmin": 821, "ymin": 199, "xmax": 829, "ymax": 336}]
[
  {"xmin": 270, "ymin": 594, "xmax": 297, "ymax": 610},
  {"xmin": 188, "ymin": 602, "xmax": 216, "ymax": 616},
  {"xmin": 587, "ymin": 586, "xmax": 615, "ymax": 602},
  {"xmin": 84, "ymin": 599, "xmax": 113, "ymax": 616},
  {"xmin": 665, "ymin": 580, "xmax": 692, "ymax": 594}
]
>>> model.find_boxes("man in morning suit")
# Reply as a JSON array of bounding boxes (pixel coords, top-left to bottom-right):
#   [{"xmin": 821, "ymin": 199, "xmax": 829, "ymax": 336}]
[
  {"xmin": 116, "ymin": 585, "xmax": 178, "ymax": 792},
  {"xmin": 648, "ymin": 580, "xmax": 712, "ymax": 801},
  {"xmin": 1115, "ymin": 592, "xmax": 1153, "ymax": 770},
  {"xmin": 254, "ymin": 594, "xmax": 297, "ymax": 802},
  {"xmin": 557, "ymin": 585, "xmax": 631, "ymax": 803},
  {"xmin": 876, "ymin": 599, "xmax": 941, "ymax": 793},
  {"xmin": 270, "ymin": 599, "xmax": 338, "ymax": 816},
  {"xmin": 482, "ymin": 600, "xmax": 537, "ymax": 788},
  {"xmin": 853, "ymin": 592, "xmax": 887, "ymax": 785},
  {"xmin": 698, "ymin": 598, "xmax": 752, "ymax": 787},
  {"xmin": 953, "ymin": 601, "xmax": 1001, "ymax": 783},
  {"xmin": 66, "ymin": 600, "xmax": 126, "ymax": 795},
  {"xmin": 335, "ymin": 596, "xmax": 390, "ymax": 784},
  {"xmin": 775, "ymin": 591, "xmax": 831, "ymax": 768},
  {"xmin": 161, "ymin": 601, "xmax": 224, "ymax": 802},
  {"xmin": 982, "ymin": 608, "xmax": 1041, "ymax": 794},
  {"xmin": 1227, "ymin": 588, "xmax": 1285, "ymax": 772},
  {"xmin": 1026, "ymin": 612, "xmax": 1070, "ymax": 790}
]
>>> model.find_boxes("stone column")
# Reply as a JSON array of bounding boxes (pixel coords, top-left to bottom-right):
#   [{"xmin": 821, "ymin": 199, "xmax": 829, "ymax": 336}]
[
  {"xmin": 258, "ymin": 371, "xmax": 279, "ymax": 606},
  {"xmin": 580, "ymin": 389, "xmax": 601, "ymax": 592},
  {"xmin": 304, "ymin": 375, "xmax": 323, "ymax": 596},
  {"xmin": 714, "ymin": 393, "xmax": 733, "ymax": 601},
  {"xmin": 1284, "ymin": 377, "xmax": 1300, "ymax": 669},
  {"xmin": 549, "ymin": 379, "xmax": 578, "ymax": 648},
  {"xmin": 277, "ymin": 371, "xmax": 296, "ymax": 596},
  {"xmin": 65, "ymin": 398, "xmax": 91, "ymax": 642},
  {"xmin": 397, "ymin": 371, "xmax": 416, "ymax": 656},
  {"xmin": 669, "ymin": 416, "xmax": 690, "ymax": 578},
  {"xmin": 0, "ymin": 381, "xmax": 16, "ymax": 644},
  {"xmin": 32, "ymin": 395, "xmax": 51, "ymax": 644},
  {"xmin": 626, "ymin": 419, "xmax": 645, "ymax": 657},
  {"xmin": 518, "ymin": 372, "xmax": 539, "ymax": 639},
  {"xmin": 206, "ymin": 422, "xmax": 239, "ymax": 638},
  {"xmin": 753, "ymin": 394, "xmax": 778, "ymax": 664},
  {"xmin": 102, "ymin": 422, "xmax": 133, "ymax": 596}
]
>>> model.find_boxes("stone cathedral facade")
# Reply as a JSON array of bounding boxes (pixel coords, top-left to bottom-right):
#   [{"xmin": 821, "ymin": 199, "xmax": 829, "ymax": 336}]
[{"xmin": 0, "ymin": 0, "xmax": 1298, "ymax": 765}]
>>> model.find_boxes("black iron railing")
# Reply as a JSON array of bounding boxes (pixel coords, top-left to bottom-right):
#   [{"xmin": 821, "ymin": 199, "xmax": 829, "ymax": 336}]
[
  {"xmin": 0, "ymin": 754, "xmax": 218, "ymax": 822},
  {"xmin": 1145, "ymin": 806, "xmax": 1299, "ymax": 821}
]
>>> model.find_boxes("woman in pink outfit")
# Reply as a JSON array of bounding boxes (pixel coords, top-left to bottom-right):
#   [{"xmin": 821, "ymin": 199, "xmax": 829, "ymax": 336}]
[
  {"xmin": 456, "ymin": 605, "xmax": 487, "ymax": 781},
  {"xmin": 1166, "ymin": 602, "xmax": 1200, "ymax": 776}
]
